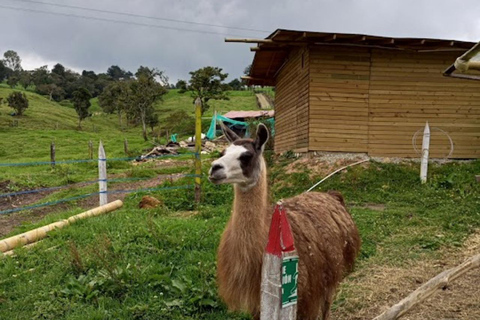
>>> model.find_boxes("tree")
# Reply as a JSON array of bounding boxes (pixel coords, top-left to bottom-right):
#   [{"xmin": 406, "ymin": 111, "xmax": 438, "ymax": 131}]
[
  {"xmin": 127, "ymin": 67, "xmax": 167, "ymax": 141},
  {"xmin": 0, "ymin": 60, "xmax": 10, "ymax": 82},
  {"xmin": 3, "ymin": 50, "xmax": 22, "ymax": 72},
  {"xmin": 146, "ymin": 108, "xmax": 159, "ymax": 133},
  {"xmin": 175, "ymin": 79, "xmax": 188, "ymax": 93},
  {"xmin": 6, "ymin": 73, "xmax": 19, "ymax": 88},
  {"xmin": 7, "ymin": 91, "xmax": 29, "ymax": 115},
  {"xmin": 51, "ymin": 63, "xmax": 66, "ymax": 77},
  {"xmin": 242, "ymin": 64, "xmax": 251, "ymax": 85},
  {"xmin": 18, "ymin": 70, "xmax": 32, "ymax": 89},
  {"xmin": 228, "ymin": 78, "xmax": 242, "ymax": 90},
  {"xmin": 72, "ymin": 88, "xmax": 92, "ymax": 129},
  {"xmin": 188, "ymin": 66, "xmax": 229, "ymax": 114},
  {"xmin": 98, "ymin": 81, "xmax": 130, "ymax": 127},
  {"xmin": 107, "ymin": 65, "xmax": 133, "ymax": 81}
]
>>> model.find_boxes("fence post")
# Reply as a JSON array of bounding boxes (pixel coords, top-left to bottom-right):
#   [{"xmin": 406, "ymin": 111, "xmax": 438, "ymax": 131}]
[
  {"xmin": 98, "ymin": 141, "xmax": 108, "ymax": 206},
  {"xmin": 420, "ymin": 121, "xmax": 430, "ymax": 184},
  {"xmin": 261, "ymin": 203, "xmax": 298, "ymax": 320},
  {"xmin": 50, "ymin": 141, "xmax": 55, "ymax": 168},
  {"xmin": 124, "ymin": 138, "xmax": 129, "ymax": 155},
  {"xmin": 88, "ymin": 140, "xmax": 93, "ymax": 160},
  {"xmin": 194, "ymin": 97, "xmax": 202, "ymax": 203}
]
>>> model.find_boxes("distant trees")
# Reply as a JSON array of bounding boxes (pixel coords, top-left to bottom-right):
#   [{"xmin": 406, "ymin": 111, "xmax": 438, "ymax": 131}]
[
  {"xmin": 175, "ymin": 79, "xmax": 188, "ymax": 93},
  {"xmin": 188, "ymin": 66, "xmax": 229, "ymax": 114},
  {"xmin": 72, "ymin": 88, "xmax": 92, "ymax": 129},
  {"xmin": 128, "ymin": 67, "xmax": 168, "ymax": 141},
  {"xmin": 107, "ymin": 65, "xmax": 133, "ymax": 81},
  {"xmin": 228, "ymin": 78, "xmax": 242, "ymax": 90},
  {"xmin": 98, "ymin": 81, "xmax": 130, "ymax": 127},
  {"xmin": 7, "ymin": 91, "xmax": 29, "ymax": 116},
  {"xmin": 2, "ymin": 51, "xmax": 22, "ymax": 88},
  {"xmin": 0, "ymin": 60, "xmax": 8, "ymax": 82},
  {"xmin": 3, "ymin": 50, "xmax": 22, "ymax": 72}
]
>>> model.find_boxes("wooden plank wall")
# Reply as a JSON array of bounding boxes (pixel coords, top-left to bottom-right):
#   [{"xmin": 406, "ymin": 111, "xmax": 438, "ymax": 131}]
[
  {"xmin": 369, "ymin": 50, "xmax": 480, "ymax": 158},
  {"xmin": 308, "ymin": 47, "xmax": 370, "ymax": 152},
  {"xmin": 274, "ymin": 47, "xmax": 310, "ymax": 153}
]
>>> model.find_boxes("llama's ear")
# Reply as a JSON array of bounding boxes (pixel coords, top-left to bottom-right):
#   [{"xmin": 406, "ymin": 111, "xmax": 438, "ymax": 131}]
[
  {"xmin": 220, "ymin": 122, "xmax": 240, "ymax": 143},
  {"xmin": 255, "ymin": 123, "xmax": 269, "ymax": 151}
]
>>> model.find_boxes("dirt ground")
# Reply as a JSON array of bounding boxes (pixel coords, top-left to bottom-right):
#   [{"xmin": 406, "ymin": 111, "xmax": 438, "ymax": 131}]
[{"xmin": 331, "ymin": 231, "xmax": 480, "ymax": 320}]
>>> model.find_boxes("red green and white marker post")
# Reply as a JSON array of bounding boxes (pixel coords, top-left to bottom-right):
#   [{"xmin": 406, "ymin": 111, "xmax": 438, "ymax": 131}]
[{"xmin": 260, "ymin": 202, "xmax": 298, "ymax": 320}]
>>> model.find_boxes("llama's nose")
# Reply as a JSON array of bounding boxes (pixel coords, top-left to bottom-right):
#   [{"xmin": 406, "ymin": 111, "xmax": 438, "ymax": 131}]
[
  {"xmin": 209, "ymin": 163, "xmax": 226, "ymax": 183},
  {"xmin": 210, "ymin": 164, "xmax": 224, "ymax": 174}
]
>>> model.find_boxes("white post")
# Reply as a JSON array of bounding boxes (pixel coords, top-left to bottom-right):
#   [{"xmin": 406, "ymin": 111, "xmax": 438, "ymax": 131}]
[
  {"xmin": 420, "ymin": 121, "xmax": 430, "ymax": 184},
  {"xmin": 261, "ymin": 203, "xmax": 297, "ymax": 320},
  {"xmin": 98, "ymin": 141, "xmax": 108, "ymax": 205}
]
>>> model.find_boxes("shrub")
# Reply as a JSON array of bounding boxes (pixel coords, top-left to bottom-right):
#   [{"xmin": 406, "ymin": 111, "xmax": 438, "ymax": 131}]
[{"xmin": 7, "ymin": 91, "xmax": 29, "ymax": 115}]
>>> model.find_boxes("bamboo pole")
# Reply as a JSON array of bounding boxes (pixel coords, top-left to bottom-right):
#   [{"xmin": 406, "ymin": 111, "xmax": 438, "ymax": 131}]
[
  {"xmin": 0, "ymin": 200, "xmax": 123, "ymax": 254},
  {"xmin": 194, "ymin": 98, "xmax": 202, "ymax": 203},
  {"xmin": 373, "ymin": 253, "xmax": 480, "ymax": 320},
  {"xmin": 420, "ymin": 122, "xmax": 430, "ymax": 184},
  {"xmin": 454, "ymin": 42, "xmax": 480, "ymax": 72}
]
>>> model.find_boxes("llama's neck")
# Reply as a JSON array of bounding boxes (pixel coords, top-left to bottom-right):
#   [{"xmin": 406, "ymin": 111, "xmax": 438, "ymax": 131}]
[{"xmin": 230, "ymin": 158, "xmax": 269, "ymax": 240}]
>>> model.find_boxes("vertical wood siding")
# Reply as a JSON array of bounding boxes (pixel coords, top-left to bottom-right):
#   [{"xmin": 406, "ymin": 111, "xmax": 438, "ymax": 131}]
[
  {"xmin": 368, "ymin": 49, "xmax": 480, "ymax": 158},
  {"xmin": 308, "ymin": 46, "xmax": 370, "ymax": 152},
  {"xmin": 274, "ymin": 47, "xmax": 310, "ymax": 153}
]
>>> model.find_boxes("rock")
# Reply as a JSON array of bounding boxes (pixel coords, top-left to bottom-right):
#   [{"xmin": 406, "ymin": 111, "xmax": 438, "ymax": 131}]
[
  {"xmin": 204, "ymin": 141, "xmax": 216, "ymax": 151},
  {"xmin": 139, "ymin": 196, "xmax": 163, "ymax": 209}
]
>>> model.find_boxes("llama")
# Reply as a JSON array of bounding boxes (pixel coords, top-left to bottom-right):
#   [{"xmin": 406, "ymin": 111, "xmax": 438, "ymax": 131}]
[{"xmin": 208, "ymin": 123, "xmax": 361, "ymax": 320}]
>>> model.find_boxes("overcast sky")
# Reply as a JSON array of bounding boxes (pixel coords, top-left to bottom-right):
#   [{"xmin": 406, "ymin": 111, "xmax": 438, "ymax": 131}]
[{"xmin": 0, "ymin": 0, "xmax": 479, "ymax": 83}]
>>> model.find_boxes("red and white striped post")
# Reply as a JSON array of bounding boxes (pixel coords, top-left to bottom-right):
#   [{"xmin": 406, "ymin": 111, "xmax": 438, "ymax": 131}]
[{"xmin": 261, "ymin": 202, "xmax": 298, "ymax": 320}]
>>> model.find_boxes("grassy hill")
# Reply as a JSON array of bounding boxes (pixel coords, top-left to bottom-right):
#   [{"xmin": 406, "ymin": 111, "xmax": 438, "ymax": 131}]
[{"xmin": 0, "ymin": 87, "xmax": 258, "ymax": 188}]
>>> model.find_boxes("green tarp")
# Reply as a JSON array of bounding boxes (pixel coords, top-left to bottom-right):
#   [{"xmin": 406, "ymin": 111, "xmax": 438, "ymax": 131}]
[{"xmin": 206, "ymin": 113, "xmax": 274, "ymax": 140}]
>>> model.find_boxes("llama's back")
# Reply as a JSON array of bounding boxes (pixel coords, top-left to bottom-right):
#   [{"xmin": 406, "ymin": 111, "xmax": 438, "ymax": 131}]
[{"xmin": 282, "ymin": 191, "xmax": 361, "ymax": 320}]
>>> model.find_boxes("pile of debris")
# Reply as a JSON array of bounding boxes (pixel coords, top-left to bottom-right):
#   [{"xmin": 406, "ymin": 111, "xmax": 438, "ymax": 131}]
[{"xmin": 135, "ymin": 135, "xmax": 228, "ymax": 162}]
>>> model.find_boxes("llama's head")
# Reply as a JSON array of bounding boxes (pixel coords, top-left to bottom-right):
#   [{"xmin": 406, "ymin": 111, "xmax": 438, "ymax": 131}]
[{"xmin": 209, "ymin": 123, "xmax": 269, "ymax": 188}]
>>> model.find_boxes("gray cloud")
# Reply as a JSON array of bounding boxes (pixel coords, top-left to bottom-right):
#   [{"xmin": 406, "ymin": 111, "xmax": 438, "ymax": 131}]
[{"xmin": 0, "ymin": 0, "xmax": 479, "ymax": 82}]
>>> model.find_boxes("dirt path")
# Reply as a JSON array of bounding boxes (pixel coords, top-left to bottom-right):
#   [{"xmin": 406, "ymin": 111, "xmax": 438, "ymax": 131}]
[
  {"xmin": 255, "ymin": 93, "xmax": 273, "ymax": 109},
  {"xmin": 331, "ymin": 232, "xmax": 480, "ymax": 320}
]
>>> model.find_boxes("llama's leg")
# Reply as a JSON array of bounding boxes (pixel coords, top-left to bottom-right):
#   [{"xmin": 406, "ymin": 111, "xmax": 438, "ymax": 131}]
[{"xmin": 320, "ymin": 290, "xmax": 334, "ymax": 320}]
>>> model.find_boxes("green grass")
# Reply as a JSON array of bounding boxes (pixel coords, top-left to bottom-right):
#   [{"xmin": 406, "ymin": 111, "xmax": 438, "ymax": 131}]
[
  {"xmin": 2, "ymin": 86, "xmax": 479, "ymax": 319},
  {"xmin": 0, "ymin": 157, "xmax": 479, "ymax": 319}
]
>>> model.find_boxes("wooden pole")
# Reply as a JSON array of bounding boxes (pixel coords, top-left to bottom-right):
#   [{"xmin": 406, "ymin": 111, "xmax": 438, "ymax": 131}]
[
  {"xmin": 373, "ymin": 253, "xmax": 480, "ymax": 320},
  {"xmin": 88, "ymin": 140, "xmax": 93, "ymax": 160},
  {"xmin": 0, "ymin": 200, "xmax": 123, "ymax": 254},
  {"xmin": 98, "ymin": 141, "xmax": 107, "ymax": 206},
  {"xmin": 420, "ymin": 121, "xmax": 430, "ymax": 184},
  {"xmin": 50, "ymin": 141, "xmax": 55, "ymax": 168},
  {"xmin": 194, "ymin": 98, "xmax": 202, "ymax": 203},
  {"xmin": 261, "ymin": 203, "xmax": 298, "ymax": 320},
  {"xmin": 124, "ymin": 138, "xmax": 129, "ymax": 155}
]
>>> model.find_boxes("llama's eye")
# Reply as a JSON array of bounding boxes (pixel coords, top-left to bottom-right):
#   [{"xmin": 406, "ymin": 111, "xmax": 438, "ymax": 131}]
[{"xmin": 239, "ymin": 152, "xmax": 253, "ymax": 163}]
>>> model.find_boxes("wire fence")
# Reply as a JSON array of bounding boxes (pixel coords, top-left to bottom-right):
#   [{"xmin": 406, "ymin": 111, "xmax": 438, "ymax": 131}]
[
  {"xmin": 0, "ymin": 152, "xmax": 197, "ymax": 167},
  {"xmin": 1, "ymin": 150, "xmax": 200, "ymax": 215}
]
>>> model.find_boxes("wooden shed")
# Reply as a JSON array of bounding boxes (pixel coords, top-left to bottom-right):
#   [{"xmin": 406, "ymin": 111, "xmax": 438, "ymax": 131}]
[{"xmin": 229, "ymin": 29, "xmax": 480, "ymax": 158}]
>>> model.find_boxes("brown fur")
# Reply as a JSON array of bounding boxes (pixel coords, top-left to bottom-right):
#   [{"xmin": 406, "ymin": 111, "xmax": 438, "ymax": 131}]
[{"xmin": 217, "ymin": 157, "xmax": 361, "ymax": 320}]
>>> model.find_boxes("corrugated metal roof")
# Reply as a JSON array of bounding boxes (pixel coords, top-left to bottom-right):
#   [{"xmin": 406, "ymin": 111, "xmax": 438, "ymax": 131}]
[{"xmin": 223, "ymin": 110, "xmax": 274, "ymax": 119}]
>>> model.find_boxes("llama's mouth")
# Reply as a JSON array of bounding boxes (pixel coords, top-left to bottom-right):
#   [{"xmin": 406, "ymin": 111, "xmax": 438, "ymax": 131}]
[{"xmin": 208, "ymin": 175, "xmax": 226, "ymax": 184}]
